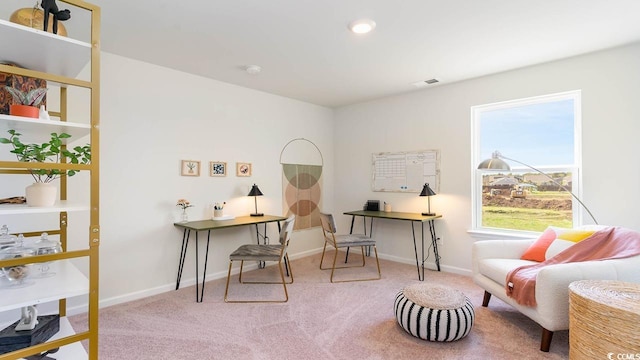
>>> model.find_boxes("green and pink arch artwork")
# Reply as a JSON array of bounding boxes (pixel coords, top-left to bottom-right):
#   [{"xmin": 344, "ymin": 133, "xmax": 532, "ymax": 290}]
[{"xmin": 282, "ymin": 164, "xmax": 322, "ymax": 230}]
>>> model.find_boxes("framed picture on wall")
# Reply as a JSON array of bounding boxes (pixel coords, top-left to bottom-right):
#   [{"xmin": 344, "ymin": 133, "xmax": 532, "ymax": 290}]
[
  {"xmin": 181, "ymin": 160, "xmax": 201, "ymax": 176},
  {"xmin": 210, "ymin": 161, "xmax": 227, "ymax": 177},
  {"xmin": 236, "ymin": 162, "xmax": 252, "ymax": 177}
]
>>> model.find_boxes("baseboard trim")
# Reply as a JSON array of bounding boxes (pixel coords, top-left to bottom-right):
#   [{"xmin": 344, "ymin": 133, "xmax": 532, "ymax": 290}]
[{"xmin": 74, "ymin": 247, "xmax": 467, "ymax": 313}]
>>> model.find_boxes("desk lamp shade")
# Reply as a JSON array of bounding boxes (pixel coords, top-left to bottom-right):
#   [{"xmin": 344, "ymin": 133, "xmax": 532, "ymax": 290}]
[
  {"xmin": 477, "ymin": 151, "xmax": 598, "ymax": 224},
  {"xmin": 248, "ymin": 184, "xmax": 264, "ymax": 217},
  {"xmin": 419, "ymin": 183, "xmax": 436, "ymax": 216}
]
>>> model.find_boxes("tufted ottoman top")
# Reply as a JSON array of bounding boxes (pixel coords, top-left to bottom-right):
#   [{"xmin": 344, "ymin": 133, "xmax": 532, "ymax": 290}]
[{"xmin": 402, "ymin": 283, "xmax": 467, "ymax": 310}]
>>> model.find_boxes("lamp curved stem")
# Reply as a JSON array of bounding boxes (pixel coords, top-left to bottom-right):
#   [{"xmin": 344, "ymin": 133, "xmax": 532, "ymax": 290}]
[{"xmin": 498, "ymin": 154, "xmax": 598, "ymax": 225}]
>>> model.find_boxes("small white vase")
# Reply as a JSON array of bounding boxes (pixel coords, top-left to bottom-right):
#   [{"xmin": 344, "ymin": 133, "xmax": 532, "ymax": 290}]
[{"xmin": 25, "ymin": 182, "xmax": 57, "ymax": 207}]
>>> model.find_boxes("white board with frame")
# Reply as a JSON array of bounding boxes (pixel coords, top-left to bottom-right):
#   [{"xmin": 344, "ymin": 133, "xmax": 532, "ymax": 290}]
[{"xmin": 372, "ymin": 150, "xmax": 440, "ymax": 193}]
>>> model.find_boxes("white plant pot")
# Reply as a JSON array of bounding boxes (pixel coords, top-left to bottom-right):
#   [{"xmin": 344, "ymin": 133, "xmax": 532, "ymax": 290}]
[{"xmin": 25, "ymin": 183, "xmax": 58, "ymax": 207}]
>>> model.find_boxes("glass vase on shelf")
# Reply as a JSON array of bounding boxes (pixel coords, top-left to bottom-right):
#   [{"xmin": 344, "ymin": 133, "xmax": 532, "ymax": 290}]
[
  {"xmin": 33, "ymin": 232, "xmax": 62, "ymax": 278},
  {"xmin": 180, "ymin": 209, "xmax": 189, "ymax": 223}
]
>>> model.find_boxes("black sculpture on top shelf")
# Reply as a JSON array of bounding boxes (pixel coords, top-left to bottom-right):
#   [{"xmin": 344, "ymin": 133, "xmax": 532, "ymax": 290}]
[{"xmin": 40, "ymin": 0, "xmax": 71, "ymax": 35}]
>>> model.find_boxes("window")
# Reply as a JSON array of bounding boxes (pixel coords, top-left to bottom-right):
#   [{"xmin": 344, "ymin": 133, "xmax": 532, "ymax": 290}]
[{"xmin": 471, "ymin": 91, "xmax": 583, "ymax": 234}]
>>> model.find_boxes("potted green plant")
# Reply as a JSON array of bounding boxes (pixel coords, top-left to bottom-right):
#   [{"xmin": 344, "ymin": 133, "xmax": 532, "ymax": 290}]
[
  {"xmin": 0, "ymin": 129, "xmax": 91, "ymax": 207},
  {"xmin": 4, "ymin": 86, "xmax": 48, "ymax": 119}
]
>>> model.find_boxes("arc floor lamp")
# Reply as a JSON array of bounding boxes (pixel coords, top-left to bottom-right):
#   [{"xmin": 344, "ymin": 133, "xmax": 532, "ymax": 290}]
[{"xmin": 477, "ymin": 151, "xmax": 598, "ymax": 224}]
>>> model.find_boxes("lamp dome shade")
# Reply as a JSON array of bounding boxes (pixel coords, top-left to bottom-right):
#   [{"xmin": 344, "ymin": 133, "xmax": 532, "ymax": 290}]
[{"xmin": 477, "ymin": 157, "xmax": 511, "ymax": 170}]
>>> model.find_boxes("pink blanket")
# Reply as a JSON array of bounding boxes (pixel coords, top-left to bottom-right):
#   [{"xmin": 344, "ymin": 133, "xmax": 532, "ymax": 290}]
[{"xmin": 505, "ymin": 226, "xmax": 640, "ymax": 306}]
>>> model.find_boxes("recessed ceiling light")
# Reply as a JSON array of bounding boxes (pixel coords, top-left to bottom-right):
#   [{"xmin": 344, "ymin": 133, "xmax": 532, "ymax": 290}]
[
  {"xmin": 349, "ymin": 19, "xmax": 376, "ymax": 34},
  {"xmin": 245, "ymin": 65, "xmax": 261, "ymax": 74}
]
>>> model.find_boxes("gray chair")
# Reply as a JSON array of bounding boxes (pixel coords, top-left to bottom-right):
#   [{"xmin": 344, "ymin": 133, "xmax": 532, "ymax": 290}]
[
  {"xmin": 319, "ymin": 212, "xmax": 381, "ymax": 283},
  {"xmin": 224, "ymin": 215, "xmax": 296, "ymax": 303}
]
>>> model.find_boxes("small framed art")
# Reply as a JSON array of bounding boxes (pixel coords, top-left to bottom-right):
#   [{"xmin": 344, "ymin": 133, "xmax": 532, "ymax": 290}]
[
  {"xmin": 181, "ymin": 160, "xmax": 201, "ymax": 176},
  {"xmin": 236, "ymin": 162, "xmax": 252, "ymax": 177},
  {"xmin": 210, "ymin": 161, "xmax": 227, "ymax": 177}
]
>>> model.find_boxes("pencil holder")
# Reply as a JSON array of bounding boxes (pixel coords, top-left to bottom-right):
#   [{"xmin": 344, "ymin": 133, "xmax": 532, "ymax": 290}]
[{"xmin": 214, "ymin": 209, "xmax": 223, "ymax": 218}]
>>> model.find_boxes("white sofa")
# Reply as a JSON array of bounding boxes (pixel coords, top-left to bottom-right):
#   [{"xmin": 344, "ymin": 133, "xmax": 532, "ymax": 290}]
[{"xmin": 472, "ymin": 236, "xmax": 640, "ymax": 352}]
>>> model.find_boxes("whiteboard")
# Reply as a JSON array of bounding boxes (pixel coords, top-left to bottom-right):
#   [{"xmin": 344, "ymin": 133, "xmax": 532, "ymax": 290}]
[{"xmin": 372, "ymin": 150, "xmax": 440, "ymax": 193}]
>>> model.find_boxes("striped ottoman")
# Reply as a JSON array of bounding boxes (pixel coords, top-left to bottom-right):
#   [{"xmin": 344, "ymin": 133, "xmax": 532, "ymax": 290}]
[{"xmin": 394, "ymin": 283, "xmax": 474, "ymax": 342}]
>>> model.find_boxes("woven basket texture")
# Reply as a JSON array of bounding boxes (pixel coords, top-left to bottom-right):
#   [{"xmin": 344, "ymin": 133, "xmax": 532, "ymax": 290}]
[{"xmin": 569, "ymin": 280, "xmax": 640, "ymax": 359}]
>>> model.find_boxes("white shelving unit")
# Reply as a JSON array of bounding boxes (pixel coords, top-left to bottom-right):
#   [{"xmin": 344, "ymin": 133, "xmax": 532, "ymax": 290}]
[
  {"xmin": 0, "ymin": 114, "xmax": 90, "ymax": 142},
  {"xmin": 0, "ymin": 202, "xmax": 89, "ymax": 215},
  {"xmin": 0, "ymin": 1, "xmax": 100, "ymax": 358},
  {"xmin": 0, "ymin": 318, "xmax": 87, "ymax": 359},
  {"xmin": 0, "ymin": 261, "xmax": 89, "ymax": 311},
  {"xmin": 0, "ymin": 19, "xmax": 90, "ymax": 78}
]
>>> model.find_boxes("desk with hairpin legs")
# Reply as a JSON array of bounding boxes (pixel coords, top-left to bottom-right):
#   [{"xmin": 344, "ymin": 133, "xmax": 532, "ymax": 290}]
[
  {"xmin": 343, "ymin": 210, "xmax": 442, "ymax": 281},
  {"xmin": 173, "ymin": 215, "xmax": 287, "ymax": 302}
]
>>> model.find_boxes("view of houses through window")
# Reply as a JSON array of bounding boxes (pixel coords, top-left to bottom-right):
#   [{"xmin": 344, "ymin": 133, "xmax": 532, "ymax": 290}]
[
  {"xmin": 480, "ymin": 170, "xmax": 574, "ymax": 231},
  {"xmin": 472, "ymin": 91, "xmax": 581, "ymax": 233}
]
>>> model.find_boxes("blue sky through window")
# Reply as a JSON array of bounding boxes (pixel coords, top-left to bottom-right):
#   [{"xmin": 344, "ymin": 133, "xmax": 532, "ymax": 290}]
[{"xmin": 480, "ymin": 99, "xmax": 575, "ymax": 167}]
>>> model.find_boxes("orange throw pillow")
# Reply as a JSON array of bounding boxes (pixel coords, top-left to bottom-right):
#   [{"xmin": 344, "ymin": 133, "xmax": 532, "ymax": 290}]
[{"xmin": 521, "ymin": 227, "xmax": 557, "ymax": 262}]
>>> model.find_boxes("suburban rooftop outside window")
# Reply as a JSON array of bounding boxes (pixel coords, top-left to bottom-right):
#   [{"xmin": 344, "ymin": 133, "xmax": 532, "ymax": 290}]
[{"xmin": 471, "ymin": 90, "xmax": 583, "ymax": 235}]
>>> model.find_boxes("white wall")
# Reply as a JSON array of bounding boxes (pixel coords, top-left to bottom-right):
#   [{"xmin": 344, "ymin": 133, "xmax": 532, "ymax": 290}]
[
  {"xmin": 82, "ymin": 53, "xmax": 334, "ymax": 306},
  {"xmin": 333, "ymin": 42, "xmax": 640, "ymax": 275},
  {"xmin": 4, "ymin": 41, "xmax": 639, "ymax": 311}
]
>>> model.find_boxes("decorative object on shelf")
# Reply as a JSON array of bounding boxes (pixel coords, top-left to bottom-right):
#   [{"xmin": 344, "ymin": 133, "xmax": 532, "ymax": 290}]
[
  {"xmin": 0, "ymin": 62, "xmax": 48, "ymax": 116},
  {"xmin": 25, "ymin": 183, "xmax": 57, "ymax": 207},
  {"xmin": 209, "ymin": 161, "xmax": 226, "ymax": 177},
  {"xmin": 419, "ymin": 183, "xmax": 436, "ymax": 216},
  {"xmin": 40, "ymin": 0, "xmax": 71, "ymax": 35},
  {"xmin": 477, "ymin": 150, "xmax": 599, "ymax": 224},
  {"xmin": 236, "ymin": 162, "xmax": 252, "ymax": 177},
  {"xmin": 0, "ymin": 245, "xmax": 36, "ymax": 288},
  {"xmin": 9, "ymin": 4, "xmax": 68, "ymax": 36},
  {"xmin": 39, "ymin": 105, "xmax": 51, "ymax": 121},
  {"xmin": 33, "ymin": 233, "xmax": 62, "ymax": 278},
  {"xmin": 0, "ymin": 196, "xmax": 27, "ymax": 204},
  {"xmin": 15, "ymin": 305, "xmax": 38, "ymax": 331},
  {"xmin": 180, "ymin": 160, "xmax": 200, "ymax": 176},
  {"xmin": 0, "ymin": 225, "xmax": 18, "ymax": 250},
  {"xmin": 176, "ymin": 199, "xmax": 194, "ymax": 223},
  {"xmin": 4, "ymin": 86, "xmax": 48, "ymax": 118},
  {"xmin": 247, "ymin": 184, "xmax": 264, "ymax": 217},
  {"xmin": 0, "ymin": 130, "xmax": 91, "ymax": 207},
  {"xmin": 0, "ymin": 313, "xmax": 60, "ymax": 355}
]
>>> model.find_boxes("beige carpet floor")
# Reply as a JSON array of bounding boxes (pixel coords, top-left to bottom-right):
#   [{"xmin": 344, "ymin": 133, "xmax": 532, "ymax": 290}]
[{"xmin": 70, "ymin": 252, "xmax": 568, "ymax": 359}]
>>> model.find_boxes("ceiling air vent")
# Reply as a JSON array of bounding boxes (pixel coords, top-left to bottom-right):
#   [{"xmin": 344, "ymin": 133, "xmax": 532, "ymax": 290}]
[{"xmin": 411, "ymin": 78, "xmax": 440, "ymax": 88}]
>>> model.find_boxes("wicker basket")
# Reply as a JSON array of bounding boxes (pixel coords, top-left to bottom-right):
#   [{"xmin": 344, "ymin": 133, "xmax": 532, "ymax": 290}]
[{"xmin": 569, "ymin": 280, "xmax": 640, "ymax": 360}]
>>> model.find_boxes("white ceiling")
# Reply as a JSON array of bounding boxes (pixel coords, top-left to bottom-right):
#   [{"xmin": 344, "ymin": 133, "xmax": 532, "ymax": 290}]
[{"xmin": 11, "ymin": 1, "xmax": 640, "ymax": 107}]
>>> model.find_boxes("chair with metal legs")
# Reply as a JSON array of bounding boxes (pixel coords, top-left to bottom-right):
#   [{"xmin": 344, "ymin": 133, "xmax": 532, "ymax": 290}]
[
  {"xmin": 224, "ymin": 215, "xmax": 296, "ymax": 302},
  {"xmin": 319, "ymin": 212, "xmax": 381, "ymax": 283}
]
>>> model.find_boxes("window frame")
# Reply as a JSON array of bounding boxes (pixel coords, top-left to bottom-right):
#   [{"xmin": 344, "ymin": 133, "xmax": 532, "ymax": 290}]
[{"xmin": 470, "ymin": 90, "xmax": 583, "ymax": 236}]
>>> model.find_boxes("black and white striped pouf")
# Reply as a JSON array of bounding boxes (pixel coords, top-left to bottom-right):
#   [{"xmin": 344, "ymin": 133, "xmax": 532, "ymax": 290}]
[{"xmin": 394, "ymin": 283, "xmax": 474, "ymax": 342}]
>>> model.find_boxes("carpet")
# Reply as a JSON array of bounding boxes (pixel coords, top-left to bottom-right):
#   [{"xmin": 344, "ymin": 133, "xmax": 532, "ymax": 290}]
[{"xmin": 69, "ymin": 252, "xmax": 568, "ymax": 359}]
